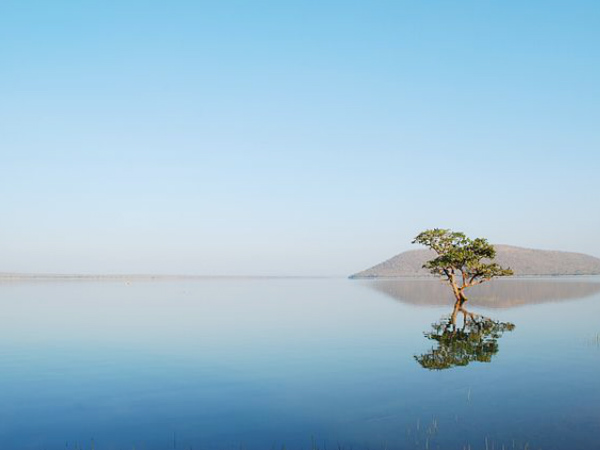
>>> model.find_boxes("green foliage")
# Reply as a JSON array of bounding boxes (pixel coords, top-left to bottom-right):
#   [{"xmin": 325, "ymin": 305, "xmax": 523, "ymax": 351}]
[
  {"xmin": 415, "ymin": 317, "xmax": 516, "ymax": 370},
  {"xmin": 413, "ymin": 228, "xmax": 513, "ymax": 290}
]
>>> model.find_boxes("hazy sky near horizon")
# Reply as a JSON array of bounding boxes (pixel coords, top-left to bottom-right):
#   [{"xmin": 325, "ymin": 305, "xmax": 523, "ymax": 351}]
[{"xmin": 2, "ymin": 1, "xmax": 599, "ymax": 276}]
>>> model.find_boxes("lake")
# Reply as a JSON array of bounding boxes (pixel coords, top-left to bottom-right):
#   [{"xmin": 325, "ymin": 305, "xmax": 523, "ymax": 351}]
[{"xmin": 1, "ymin": 277, "xmax": 599, "ymax": 450}]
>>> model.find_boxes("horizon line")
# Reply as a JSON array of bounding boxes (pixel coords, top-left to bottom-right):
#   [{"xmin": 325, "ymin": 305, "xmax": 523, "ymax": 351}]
[{"xmin": 0, "ymin": 272, "xmax": 345, "ymax": 281}]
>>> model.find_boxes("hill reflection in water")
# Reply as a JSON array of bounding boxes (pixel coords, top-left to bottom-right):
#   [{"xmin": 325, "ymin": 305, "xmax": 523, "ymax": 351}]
[{"xmin": 364, "ymin": 277, "xmax": 600, "ymax": 308}]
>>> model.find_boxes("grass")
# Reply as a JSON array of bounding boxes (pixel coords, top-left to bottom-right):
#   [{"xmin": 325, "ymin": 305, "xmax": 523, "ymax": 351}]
[
  {"xmin": 59, "ymin": 440, "xmax": 542, "ymax": 450},
  {"xmin": 57, "ymin": 423, "xmax": 545, "ymax": 450},
  {"xmin": 55, "ymin": 412, "xmax": 549, "ymax": 450},
  {"xmin": 584, "ymin": 332, "xmax": 600, "ymax": 347}
]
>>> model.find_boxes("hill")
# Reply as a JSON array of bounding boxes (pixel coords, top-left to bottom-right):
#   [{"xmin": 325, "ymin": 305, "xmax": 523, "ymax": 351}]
[{"xmin": 350, "ymin": 245, "xmax": 600, "ymax": 278}]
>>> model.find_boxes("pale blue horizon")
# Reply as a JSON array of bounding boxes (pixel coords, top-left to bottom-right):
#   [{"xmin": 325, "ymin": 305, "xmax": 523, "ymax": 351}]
[{"xmin": 1, "ymin": 1, "xmax": 599, "ymax": 276}]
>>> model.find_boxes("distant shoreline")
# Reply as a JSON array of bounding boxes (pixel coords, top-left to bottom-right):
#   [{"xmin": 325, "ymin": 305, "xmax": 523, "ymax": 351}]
[
  {"xmin": 1, "ymin": 273, "xmax": 599, "ymax": 283},
  {"xmin": 0, "ymin": 273, "xmax": 338, "ymax": 281}
]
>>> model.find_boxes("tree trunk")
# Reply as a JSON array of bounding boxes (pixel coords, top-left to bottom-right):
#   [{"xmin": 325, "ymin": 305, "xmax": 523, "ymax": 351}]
[
  {"xmin": 449, "ymin": 281, "xmax": 469, "ymax": 326},
  {"xmin": 450, "ymin": 300, "xmax": 461, "ymax": 326}
]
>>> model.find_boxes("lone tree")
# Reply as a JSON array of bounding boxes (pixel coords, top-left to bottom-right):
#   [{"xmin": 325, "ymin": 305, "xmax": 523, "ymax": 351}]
[{"xmin": 412, "ymin": 229, "xmax": 513, "ymax": 324}]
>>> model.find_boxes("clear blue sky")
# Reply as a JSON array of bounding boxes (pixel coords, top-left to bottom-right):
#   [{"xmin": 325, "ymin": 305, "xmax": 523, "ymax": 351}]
[{"xmin": 1, "ymin": 1, "xmax": 599, "ymax": 275}]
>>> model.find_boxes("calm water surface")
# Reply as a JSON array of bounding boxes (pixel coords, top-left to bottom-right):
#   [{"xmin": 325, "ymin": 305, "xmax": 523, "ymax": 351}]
[{"xmin": 0, "ymin": 278, "xmax": 599, "ymax": 450}]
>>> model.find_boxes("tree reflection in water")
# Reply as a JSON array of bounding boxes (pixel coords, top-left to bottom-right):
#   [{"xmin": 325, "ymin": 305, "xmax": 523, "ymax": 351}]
[{"xmin": 415, "ymin": 316, "xmax": 515, "ymax": 370}]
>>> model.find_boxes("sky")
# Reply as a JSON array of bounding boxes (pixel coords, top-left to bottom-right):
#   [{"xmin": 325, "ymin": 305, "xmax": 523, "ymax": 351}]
[{"xmin": 1, "ymin": 0, "xmax": 599, "ymax": 276}]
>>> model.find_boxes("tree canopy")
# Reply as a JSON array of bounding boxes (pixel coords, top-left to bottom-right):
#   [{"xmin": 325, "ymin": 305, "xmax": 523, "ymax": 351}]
[{"xmin": 413, "ymin": 229, "xmax": 513, "ymax": 297}]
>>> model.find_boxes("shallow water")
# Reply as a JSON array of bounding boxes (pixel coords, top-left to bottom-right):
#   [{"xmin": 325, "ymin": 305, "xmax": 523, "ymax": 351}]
[{"xmin": 0, "ymin": 277, "xmax": 599, "ymax": 450}]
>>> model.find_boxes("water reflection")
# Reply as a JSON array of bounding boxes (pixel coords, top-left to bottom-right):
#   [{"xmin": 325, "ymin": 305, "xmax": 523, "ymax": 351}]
[
  {"xmin": 416, "ymin": 315, "xmax": 515, "ymax": 370},
  {"xmin": 366, "ymin": 278, "xmax": 600, "ymax": 308},
  {"xmin": 1, "ymin": 280, "xmax": 600, "ymax": 449}
]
